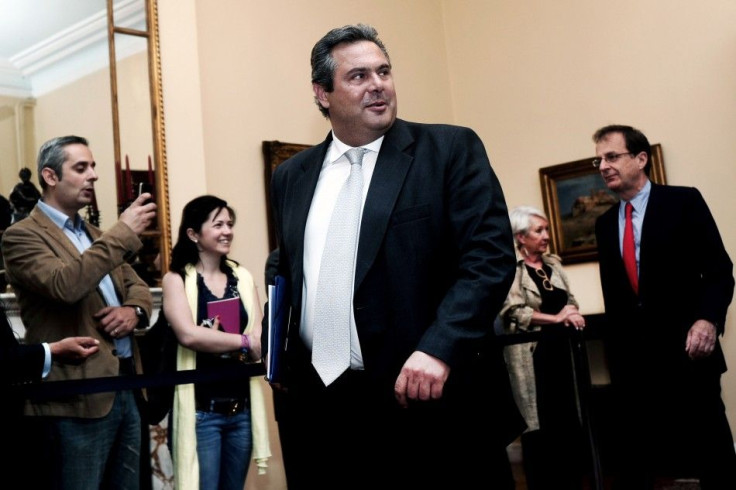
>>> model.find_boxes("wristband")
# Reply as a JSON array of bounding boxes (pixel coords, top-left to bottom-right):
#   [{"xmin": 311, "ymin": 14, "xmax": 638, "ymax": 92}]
[{"xmin": 241, "ymin": 333, "xmax": 250, "ymax": 351}]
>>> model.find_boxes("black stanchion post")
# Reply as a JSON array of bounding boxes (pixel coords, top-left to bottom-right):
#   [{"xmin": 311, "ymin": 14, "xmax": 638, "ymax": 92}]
[
  {"xmin": 569, "ymin": 328, "xmax": 604, "ymax": 490},
  {"xmin": 498, "ymin": 316, "xmax": 608, "ymax": 489}
]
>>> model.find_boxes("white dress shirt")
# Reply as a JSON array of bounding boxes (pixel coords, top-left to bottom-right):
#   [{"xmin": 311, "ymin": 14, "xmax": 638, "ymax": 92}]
[{"xmin": 300, "ymin": 133, "xmax": 383, "ymax": 370}]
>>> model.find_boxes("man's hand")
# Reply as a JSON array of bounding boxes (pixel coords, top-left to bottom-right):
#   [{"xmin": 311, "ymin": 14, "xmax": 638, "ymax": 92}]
[
  {"xmin": 119, "ymin": 193, "xmax": 157, "ymax": 235},
  {"xmin": 94, "ymin": 306, "xmax": 138, "ymax": 339},
  {"xmin": 685, "ymin": 319, "xmax": 717, "ymax": 360},
  {"xmin": 49, "ymin": 337, "xmax": 100, "ymax": 363},
  {"xmin": 394, "ymin": 351, "xmax": 449, "ymax": 408}
]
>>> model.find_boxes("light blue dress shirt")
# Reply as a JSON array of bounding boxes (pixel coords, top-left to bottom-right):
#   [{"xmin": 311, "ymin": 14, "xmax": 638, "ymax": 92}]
[{"xmin": 42, "ymin": 343, "xmax": 51, "ymax": 377}]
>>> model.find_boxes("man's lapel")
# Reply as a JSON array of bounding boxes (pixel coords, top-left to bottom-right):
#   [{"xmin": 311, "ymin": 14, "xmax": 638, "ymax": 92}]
[
  {"xmin": 355, "ymin": 120, "xmax": 414, "ymax": 289},
  {"xmin": 637, "ymin": 183, "xmax": 662, "ymax": 294},
  {"xmin": 285, "ymin": 137, "xmax": 329, "ymax": 296},
  {"xmin": 30, "ymin": 207, "xmax": 82, "ymax": 260}
]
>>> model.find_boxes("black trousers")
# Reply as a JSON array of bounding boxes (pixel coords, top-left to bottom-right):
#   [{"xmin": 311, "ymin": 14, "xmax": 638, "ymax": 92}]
[
  {"xmin": 609, "ymin": 371, "xmax": 736, "ymax": 489},
  {"xmin": 276, "ymin": 363, "xmax": 515, "ymax": 490}
]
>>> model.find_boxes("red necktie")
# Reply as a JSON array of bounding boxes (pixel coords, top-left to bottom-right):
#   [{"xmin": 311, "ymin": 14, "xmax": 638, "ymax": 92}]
[{"xmin": 623, "ymin": 202, "xmax": 638, "ymax": 294}]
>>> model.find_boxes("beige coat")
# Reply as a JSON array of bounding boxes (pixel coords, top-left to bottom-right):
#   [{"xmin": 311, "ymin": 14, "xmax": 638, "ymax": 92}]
[{"xmin": 499, "ymin": 253, "xmax": 578, "ymax": 431}]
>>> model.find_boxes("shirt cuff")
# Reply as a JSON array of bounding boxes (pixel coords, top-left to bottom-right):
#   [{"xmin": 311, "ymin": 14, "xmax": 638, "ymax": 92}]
[{"xmin": 42, "ymin": 342, "xmax": 52, "ymax": 378}]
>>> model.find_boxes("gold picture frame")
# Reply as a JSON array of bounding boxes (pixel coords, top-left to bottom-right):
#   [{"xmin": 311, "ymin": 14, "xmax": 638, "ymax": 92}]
[
  {"xmin": 538, "ymin": 143, "xmax": 666, "ymax": 265},
  {"xmin": 262, "ymin": 140, "xmax": 312, "ymax": 250}
]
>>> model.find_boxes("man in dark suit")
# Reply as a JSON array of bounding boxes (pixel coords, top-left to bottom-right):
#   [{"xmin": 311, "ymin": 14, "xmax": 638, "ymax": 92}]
[
  {"xmin": 1, "ymin": 305, "xmax": 99, "ymax": 484},
  {"xmin": 266, "ymin": 24, "xmax": 523, "ymax": 489},
  {"xmin": 593, "ymin": 124, "xmax": 736, "ymax": 488}
]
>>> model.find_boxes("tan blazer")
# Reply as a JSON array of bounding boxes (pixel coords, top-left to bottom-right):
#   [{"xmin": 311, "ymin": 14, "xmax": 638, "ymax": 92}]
[{"xmin": 1, "ymin": 206, "xmax": 152, "ymax": 418}]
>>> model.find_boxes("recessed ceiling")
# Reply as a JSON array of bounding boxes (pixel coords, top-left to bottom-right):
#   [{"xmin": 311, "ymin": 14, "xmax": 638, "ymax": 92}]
[
  {"xmin": 0, "ymin": 0, "xmax": 145, "ymax": 97},
  {"xmin": 0, "ymin": 0, "xmax": 103, "ymax": 60}
]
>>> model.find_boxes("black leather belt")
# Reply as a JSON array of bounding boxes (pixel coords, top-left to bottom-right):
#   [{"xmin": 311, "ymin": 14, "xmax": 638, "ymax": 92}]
[
  {"xmin": 196, "ymin": 398, "xmax": 247, "ymax": 416},
  {"xmin": 118, "ymin": 357, "xmax": 135, "ymax": 376}
]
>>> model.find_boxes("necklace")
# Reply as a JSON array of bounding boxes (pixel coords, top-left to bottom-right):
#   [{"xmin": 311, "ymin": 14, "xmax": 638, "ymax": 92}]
[{"xmin": 534, "ymin": 267, "xmax": 554, "ymax": 291}]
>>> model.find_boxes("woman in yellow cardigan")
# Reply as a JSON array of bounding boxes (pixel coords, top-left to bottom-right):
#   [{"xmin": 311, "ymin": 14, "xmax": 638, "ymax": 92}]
[{"xmin": 162, "ymin": 195, "xmax": 270, "ymax": 490}]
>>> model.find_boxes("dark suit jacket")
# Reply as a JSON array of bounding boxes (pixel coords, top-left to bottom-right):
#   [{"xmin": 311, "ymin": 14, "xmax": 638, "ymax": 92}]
[
  {"xmin": 1, "ymin": 308, "xmax": 44, "ymax": 388},
  {"xmin": 2, "ymin": 305, "xmax": 44, "ymax": 449},
  {"xmin": 269, "ymin": 118, "xmax": 523, "ymax": 443},
  {"xmin": 595, "ymin": 183, "xmax": 734, "ymax": 384},
  {"xmin": 1, "ymin": 206, "xmax": 152, "ymax": 418},
  {"xmin": 1, "ymin": 307, "xmax": 51, "ymax": 485}
]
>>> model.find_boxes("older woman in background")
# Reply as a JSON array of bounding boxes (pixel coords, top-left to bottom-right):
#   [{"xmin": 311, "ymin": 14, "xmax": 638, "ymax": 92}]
[{"xmin": 500, "ymin": 205, "xmax": 586, "ymax": 489}]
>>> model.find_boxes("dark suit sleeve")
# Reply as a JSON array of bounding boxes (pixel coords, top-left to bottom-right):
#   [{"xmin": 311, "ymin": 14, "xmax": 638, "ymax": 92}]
[
  {"xmin": 595, "ymin": 205, "xmax": 626, "ymax": 316},
  {"xmin": 688, "ymin": 188, "xmax": 734, "ymax": 333},
  {"xmin": 265, "ymin": 248, "xmax": 280, "ymax": 287},
  {"xmin": 415, "ymin": 127, "xmax": 516, "ymax": 364},
  {"xmin": 261, "ymin": 248, "xmax": 281, "ymax": 357},
  {"xmin": 1, "ymin": 311, "xmax": 45, "ymax": 384}
]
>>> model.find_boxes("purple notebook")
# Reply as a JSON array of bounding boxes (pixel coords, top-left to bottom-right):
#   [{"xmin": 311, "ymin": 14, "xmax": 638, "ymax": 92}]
[{"xmin": 206, "ymin": 297, "xmax": 241, "ymax": 334}]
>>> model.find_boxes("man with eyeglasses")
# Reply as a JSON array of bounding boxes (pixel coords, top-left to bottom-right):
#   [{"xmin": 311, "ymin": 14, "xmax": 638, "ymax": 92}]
[{"xmin": 593, "ymin": 124, "xmax": 736, "ymax": 488}]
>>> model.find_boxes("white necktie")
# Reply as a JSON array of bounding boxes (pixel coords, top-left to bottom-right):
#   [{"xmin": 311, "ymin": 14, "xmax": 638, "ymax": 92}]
[{"xmin": 312, "ymin": 147, "xmax": 367, "ymax": 385}]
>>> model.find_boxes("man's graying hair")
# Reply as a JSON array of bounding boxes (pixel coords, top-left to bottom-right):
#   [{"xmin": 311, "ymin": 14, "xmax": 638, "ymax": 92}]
[
  {"xmin": 311, "ymin": 23, "xmax": 391, "ymax": 118},
  {"xmin": 37, "ymin": 135, "xmax": 89, "ymax": 191},
  {"xmin": 592, "ymin": 124, "xmax": 652, "ymax": 175}
]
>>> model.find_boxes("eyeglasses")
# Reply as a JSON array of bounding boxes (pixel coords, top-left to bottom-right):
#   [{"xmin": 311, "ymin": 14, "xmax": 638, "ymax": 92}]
[
  {"xmin": 592, "ymin": 152, "xmax": 633, "ymax": 168},
  {"xmin": 534, "ymin": 268, "xmax": 554, "ymax": 291}
]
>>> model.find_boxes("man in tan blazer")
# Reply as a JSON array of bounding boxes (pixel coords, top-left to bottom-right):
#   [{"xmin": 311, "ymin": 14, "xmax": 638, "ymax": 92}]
[{"xmin": 1, "ymin": 135, "xmax": 156, "ymax": 489}]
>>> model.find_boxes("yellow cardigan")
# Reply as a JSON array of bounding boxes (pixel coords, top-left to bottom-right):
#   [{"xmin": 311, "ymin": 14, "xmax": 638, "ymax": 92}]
[{"xmin": 173, "ymin": 262, "xmax": 271, "ymax": 489}]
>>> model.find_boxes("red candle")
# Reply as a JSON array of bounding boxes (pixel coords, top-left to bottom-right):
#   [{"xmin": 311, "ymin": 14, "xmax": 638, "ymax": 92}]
[
  {"xmin": 125, "ymin": 155, "xmax": 132, "ymax": 200},
  {"xmin": 148, "ymin": 155, "xmax": 154, "ymax": 186},
  {"xmin": 115, "ymin": 160, "xmax": 123, "ymax": 206}
]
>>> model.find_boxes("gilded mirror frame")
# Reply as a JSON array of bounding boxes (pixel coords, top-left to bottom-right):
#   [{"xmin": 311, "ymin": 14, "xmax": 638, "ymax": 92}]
[{"xmin": 107, "ymin": 0, "xmax": 170, "ymax": 280}]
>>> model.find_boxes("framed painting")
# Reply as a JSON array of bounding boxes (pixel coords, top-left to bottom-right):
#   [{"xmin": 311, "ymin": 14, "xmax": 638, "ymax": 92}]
[
  {"xmin": 538, "ymin": 143, "xmax": 666, "ymax": 264},
  {"xmin": 262, "ymin": 140, "xmax": 312, "ymax": 250}
]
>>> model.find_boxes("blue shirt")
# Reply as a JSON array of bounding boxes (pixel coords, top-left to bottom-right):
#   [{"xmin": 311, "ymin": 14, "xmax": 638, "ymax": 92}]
[{"xmin": 36, "ymin": 200, "xmax": 131, "ymax": 358}]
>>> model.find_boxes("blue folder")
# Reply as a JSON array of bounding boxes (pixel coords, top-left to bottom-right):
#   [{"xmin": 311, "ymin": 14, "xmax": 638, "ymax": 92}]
[{"xmin": 266, "ymin": 275, "xmax": 289, "ymax": 383}]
